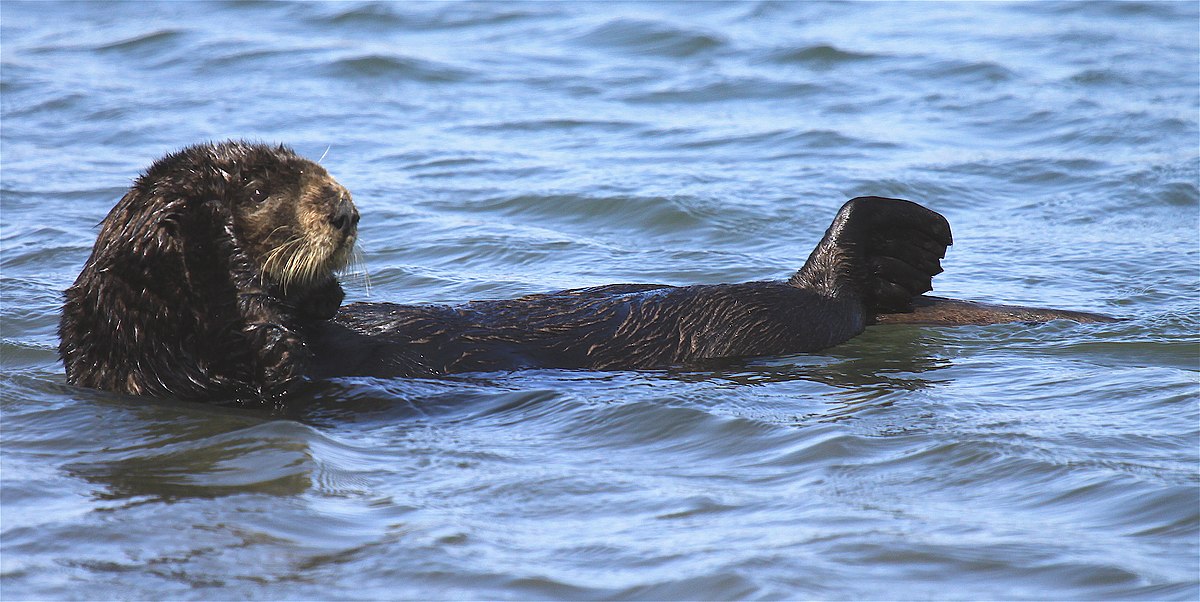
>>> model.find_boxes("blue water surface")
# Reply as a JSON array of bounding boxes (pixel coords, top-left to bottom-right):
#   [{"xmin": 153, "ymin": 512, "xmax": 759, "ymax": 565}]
[{"xmin": 2, "ymin": 2, "xmax": 1197, "ymax": 600}]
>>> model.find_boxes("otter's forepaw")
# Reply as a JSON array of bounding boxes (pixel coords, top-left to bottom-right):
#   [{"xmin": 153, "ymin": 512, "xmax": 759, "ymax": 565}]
[
  {"xmin": 244, "ymin": 321, "xmax": 309, "ymax": 395},
  {"xmin": 292, "ymin": 279, "xmax": 345, "ymax": 320}
]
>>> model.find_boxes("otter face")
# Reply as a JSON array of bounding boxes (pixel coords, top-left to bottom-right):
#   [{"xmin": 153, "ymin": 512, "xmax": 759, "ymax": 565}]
[{"xmin": 229, "ymin": 156, "xmax": 359, "ymax": 294}]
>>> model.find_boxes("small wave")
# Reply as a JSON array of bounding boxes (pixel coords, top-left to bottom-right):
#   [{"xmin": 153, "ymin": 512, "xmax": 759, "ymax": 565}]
[
  {"xmin": 542, "ymin": 398, "xmax": 802, "ymax": 463},
  {"xmin": 574, "ymin": 18, "xmax": 725, "ymax": 58},
  {"xmin": 1110, "ymin": 161, "xmax": 1200, "ymax": 208},
  {"xmin": 201, "ymin": 47, "xmax": 318, "ymax": 70},
  {"xmin": 766, "ymin": 44, "xmax": 880, "ymax": 68},
  {"xmin": 932, "ymin": 157, "xmax": 1109, "ymax": 191},
  {"xmin": 0, "ymin": 274, "xmax": 68, "ymax": 344},
  {"xmin": 311, "ymin": 2, "xmax": 537, "ymax": 31},
  {"xmin": 324, "ymin": 54, "xmax": 473, "ymax": 83},
  {"xmin": 93, "ymin": 29, "xmax": 184, "ymax": 54},
  {"xmin": 674, "ymin": 128, "xmax": 899, "ymax": 153},
  {"xmin": 1018, "ymin": 0, "xmax": 1186, "ymax": 19},
  {"xmin": 396, "ymin": 156, "xmax": 494, "ymax": 171},
  {"xmin": 753, "ymin": 426, "xmax": 897, "ymax": 469},
  {"xmin": 908, "ymin": 59, "xmax": 1016, "ymax": 84},
  {"xmin": 624, "ymin": 78, "xmax": 821, "ymax": 104},
  {"xmin": 314, "ymin": 2, "xmax": 411, "ymax": 28},
  {"xmin": 1, "ymin": 92, "xmax": 89, "ymax": 118},
  {"xmin": 1026, "ymin": 115, "xmax": 1193, "ymax": 151},
  {"xmin": 444, "ymin": 192, "xmax": 710, "ymax": 236},
  {"xmin": 1068, "ymin": 68, "xmax": 1134, "ymax": 87},
  {"xmin": 457, "ymin": 119, "xmax": 641, "ymax": 134}
]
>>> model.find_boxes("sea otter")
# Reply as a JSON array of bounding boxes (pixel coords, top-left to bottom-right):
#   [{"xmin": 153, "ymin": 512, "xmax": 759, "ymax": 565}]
[{"xmin": 59, "ymin": 141, "xmax": 1116, "ymax": 400}]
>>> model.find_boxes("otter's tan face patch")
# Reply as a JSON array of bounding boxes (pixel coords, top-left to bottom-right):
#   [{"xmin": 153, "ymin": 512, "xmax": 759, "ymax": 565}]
[{"xmin": 231, "ymin": 159, "xmax": 359, "ymax": 294}]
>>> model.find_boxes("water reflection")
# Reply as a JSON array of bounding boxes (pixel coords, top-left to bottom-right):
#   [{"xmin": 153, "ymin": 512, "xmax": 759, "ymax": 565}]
[
  {"xmin": 61, "ymin": 395, "xmax": 316, "ymax": 502},
  {"xmin": 68, "ymin": 438, "xmax": 314, "ymax": 503},
  {"xmin": 62, "ymin": 323, "xmax": 962, "ymax": 506}
]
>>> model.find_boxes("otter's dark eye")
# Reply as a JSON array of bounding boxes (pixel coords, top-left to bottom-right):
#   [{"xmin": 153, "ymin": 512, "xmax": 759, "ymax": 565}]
[{"xmin": 249, "ymin": 188, "xmax": 269, "ymax": 204}]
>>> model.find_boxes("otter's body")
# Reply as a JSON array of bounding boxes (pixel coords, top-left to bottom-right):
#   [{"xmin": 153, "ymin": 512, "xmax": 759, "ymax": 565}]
[
  {"xmin": 305, "ymin": 282, "xmax": 866, "ymax": 378},
  {"xmin": 306, "ymin": 289, "xmax": 1119, "ymax": 379},
  {"xmin": 59, "ymin": 141, "xmax": 1115, "ymax": 401}
]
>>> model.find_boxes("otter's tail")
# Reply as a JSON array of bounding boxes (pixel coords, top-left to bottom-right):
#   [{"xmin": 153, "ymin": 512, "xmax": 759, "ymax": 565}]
[{"xmin": 789, "ymin": 196, "xmax": 953, "ymax": 314}]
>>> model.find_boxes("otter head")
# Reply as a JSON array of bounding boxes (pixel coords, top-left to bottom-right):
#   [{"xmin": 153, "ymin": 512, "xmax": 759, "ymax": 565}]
[
  {"xmin": 59, "ymin": 140, "xmax": 357, "ymax": 400},
  {"xmin": 226, "ymin": 149, "xmax": 359, "ymax": 298}
]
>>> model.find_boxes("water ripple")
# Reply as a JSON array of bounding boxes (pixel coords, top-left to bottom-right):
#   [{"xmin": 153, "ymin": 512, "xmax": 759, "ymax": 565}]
[
  {"xmin": 93, "ymin": 29, "xmax": 185, "ymax": 54},
  {"xmin": 624, "ymin": 78, "xmax": 822, "ymax": 104},
  {"xmin": 574, "ymin": 18, "xmax": 726, "ymax": 58},
  {"xmin": 766, "ymin": 44, "xmax": 881, "ymax": 68},
  {"xmin": 324, "ymin": 54, "xmax": 474, "ymax": 83}
]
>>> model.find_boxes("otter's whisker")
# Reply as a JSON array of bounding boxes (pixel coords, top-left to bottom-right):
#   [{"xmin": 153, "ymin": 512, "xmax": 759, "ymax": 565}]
[
  {"xmin": 354, "ymin": 245, "xmax": 372, "ymax": 296},
  {"xmin": 288, "ymin": 240, "xmax": 327, "ymax": 292},
  {"xmin": 265, "ymin": 225, "xmax": 291, "ymax": 240},
  {"xmin": 261, "ymin": 237, "xmax": 295, "ymax": 276},
  {"xmin": 339, "ymin": 244, "xmax": 372, "ymax": 296},
  {"xmin": 261, "ymin": 237, "xmax": 294, "ymax": 273},
  {"xmin": 262, "ymin": 235, "xmax": 308, "ymax": 291},
  {"xmin": 281, "ymin": 241, "xmax": 308, "ymax": 292}
]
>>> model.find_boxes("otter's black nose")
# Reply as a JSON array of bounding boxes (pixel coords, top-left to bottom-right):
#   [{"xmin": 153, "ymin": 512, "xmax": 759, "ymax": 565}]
[{"xmin": 329, "ymin": 203, "xmax": 359, "ymax": 235}]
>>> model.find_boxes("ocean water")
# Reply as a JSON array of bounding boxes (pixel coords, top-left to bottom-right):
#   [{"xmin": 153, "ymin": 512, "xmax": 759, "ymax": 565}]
[{"xmin": 1, "ymin": 1, "xmax": 1197, "ymax": 599}]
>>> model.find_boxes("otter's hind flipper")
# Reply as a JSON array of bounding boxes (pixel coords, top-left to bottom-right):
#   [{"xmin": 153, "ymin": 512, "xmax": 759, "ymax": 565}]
[
  {"xmin": 874, "ymin": 295, "xmax": 1121, "ymax": 325},
  {"xmin": 790, "ymin": 196, "xmax": 952, "ymax": 313}
]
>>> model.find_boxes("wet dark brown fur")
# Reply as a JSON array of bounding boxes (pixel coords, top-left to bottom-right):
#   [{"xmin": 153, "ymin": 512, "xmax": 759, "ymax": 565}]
[
  {"xmin": 60, "ymin": 141, "xmax": 1113, "ymax": 401},
  {"xmin": 59, "ymin": 141, "xmax": 358, "ymax": 399},
  {"xmin": 303, "ymin": 196, "xmax": 957, "ymax": 378}
]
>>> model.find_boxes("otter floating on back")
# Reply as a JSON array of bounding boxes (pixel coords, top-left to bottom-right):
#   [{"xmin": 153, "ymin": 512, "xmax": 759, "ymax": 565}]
[{"xmin": 59, "ymin": 141, "xmax": 1117, "ymax": 401}]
